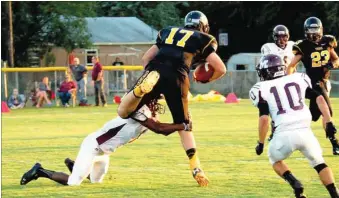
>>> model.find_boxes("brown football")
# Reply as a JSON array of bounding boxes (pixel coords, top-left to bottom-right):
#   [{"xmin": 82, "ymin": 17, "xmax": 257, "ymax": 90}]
[{"xmin": 193, "ymin": 62, "xmax": 214, "ymax": 83}]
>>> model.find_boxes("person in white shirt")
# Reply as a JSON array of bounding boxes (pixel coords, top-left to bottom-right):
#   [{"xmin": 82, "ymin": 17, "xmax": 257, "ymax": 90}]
[
  {"xmin": 249, "ymin": 54, "xmax": 338, "ymax": 198},
  {"xmin": 261, "ymin": 25, "xmax": 295, "ymax": 66}
]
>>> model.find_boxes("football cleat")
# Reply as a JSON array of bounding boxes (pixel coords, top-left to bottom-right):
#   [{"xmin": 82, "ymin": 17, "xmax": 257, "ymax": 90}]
[
  {"xmin": 293, "ymin": 182, "xmax": 307, "ymax": 198},
  {"xmin": 192, "ymin": 168, "xmax": 209, "ymax": 187},
  {"xmin": 20, "ymin": 163, "xmax": 42, "ymax": 185},
  {"xmin": 333, "ymin": 146, "xmax": 339, "ymax": 155},
  {"xmin": 133, "ymin": 71, "xmax": 160, "ymax": 97},
  {"xmin": 64, "ymin": 158, "xmax": 74, "ymax": 173}
]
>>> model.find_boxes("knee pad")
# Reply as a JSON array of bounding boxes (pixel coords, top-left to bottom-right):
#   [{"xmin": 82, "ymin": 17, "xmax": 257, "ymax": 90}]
[{"xmin": 314, "ymin": 163, "xmax": 328, "ymax": 173}]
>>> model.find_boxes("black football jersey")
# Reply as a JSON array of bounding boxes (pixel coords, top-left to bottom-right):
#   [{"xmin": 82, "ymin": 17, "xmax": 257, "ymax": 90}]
[
  {"xmin": 293, "ymin": 35, "xmax": 337, "ymax": 84},
  {"xmin": 154, "ymin": 26, "xmax": 217, "ymax": 74}
]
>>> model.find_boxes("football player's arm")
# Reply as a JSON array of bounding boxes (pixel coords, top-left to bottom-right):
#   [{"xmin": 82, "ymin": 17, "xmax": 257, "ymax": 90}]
[
  {"xmin": 329, "ymin": 48, "xmax": 339, "ymax": 68},
  {"xmin": 139, "ymin": 118, "xmax": 191, "ymax": 136},
  {"xmin": 142, "ymin": 45, "xmax": 159, "ymax": 67},
  {"xmin": 206, "ymin": 52, "xmax": 227, "ymax": 82},
  {"xmin": 287, "ymin": 54, "xmax": 302, "ymax": 74},
  {"xmin": 256, "ymin": 101, "xmax": 270, "ymax": 155}
]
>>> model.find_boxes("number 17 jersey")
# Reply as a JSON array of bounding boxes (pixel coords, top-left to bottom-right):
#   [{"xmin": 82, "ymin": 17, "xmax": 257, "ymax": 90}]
[
  {"xmin": 154, "ymin": 26, "xmax": 217, "ymax": 74},
  {"xmin": 249, "ymin": 73, "xmax": 312, "ymax": 133}
]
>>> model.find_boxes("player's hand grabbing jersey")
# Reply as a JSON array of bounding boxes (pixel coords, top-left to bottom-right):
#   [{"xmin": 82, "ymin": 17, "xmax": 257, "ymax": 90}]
[
  {"xmin": 293, "ymin": 35, "xmax": 337, "ymax": 83},
  {"xmin": 154, "ymin": 26, "xmax": 217, "ymax": 74},
  {"xmin": 261, "ymin": 41, "xmax": 295, "ymax": 65},
  {"xmin": 249, "ymin": 73, "xmax": 313, "ymax": 133}
]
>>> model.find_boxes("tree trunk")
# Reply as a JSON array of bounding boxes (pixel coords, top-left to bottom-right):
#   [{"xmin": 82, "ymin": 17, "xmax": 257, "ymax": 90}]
[{"xmin": 8, "ymin": 1, "xmax": 15, "ymax": 67}]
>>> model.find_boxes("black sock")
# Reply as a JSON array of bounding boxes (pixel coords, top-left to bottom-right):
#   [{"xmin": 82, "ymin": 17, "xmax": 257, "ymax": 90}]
[
  {"xmin": 186, "ymin": 148, "xmax": 196, "ymax": 159},
  {"xmin": 37, "ymin": 168, "xmax": 69, "ymax": 185},
  {"xmin": 326, "ymin": 183, "xmax": 339, "ymax": 198},
  {"xmin": 282, "ymin": 171, "xmax": 304, "ymax": 195},
  {"xmin": 37, "ymin": 168, "xmax": 55, "ymax": 179}
]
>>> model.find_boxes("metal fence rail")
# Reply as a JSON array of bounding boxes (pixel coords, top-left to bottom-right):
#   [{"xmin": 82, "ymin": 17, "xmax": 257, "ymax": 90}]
[{"xmin": 2, "ymin": 66, "xmax": 339, "ymax": 102}]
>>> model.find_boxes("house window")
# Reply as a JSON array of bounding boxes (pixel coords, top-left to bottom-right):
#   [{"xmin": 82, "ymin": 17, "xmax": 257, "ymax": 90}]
[
  {"xmin": 85, "ymin": 49, "xmax": 98, "ymax": 66},
  {"xmin": 236, "ymin": 64, "xmax": 247, "ymax": 70}
]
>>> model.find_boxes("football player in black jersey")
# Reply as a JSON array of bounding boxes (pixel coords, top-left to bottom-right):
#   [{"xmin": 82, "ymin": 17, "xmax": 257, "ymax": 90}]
[
  {"xmin": 287, "ymin": 17, "xmax": 339, "ymax": 155},
  {"xmin": 117, "ymin": 11, "xmax": 226, "ymax": 186}
]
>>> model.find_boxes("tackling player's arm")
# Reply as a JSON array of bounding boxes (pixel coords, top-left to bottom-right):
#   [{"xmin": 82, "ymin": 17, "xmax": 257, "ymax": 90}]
[
  {"xmin": 140, "ymin": 118, "xmax": 192, "ymax": 136},
  {"xmin": 131, "ymin": 111, "xmax": 192, "ymax": 136}
]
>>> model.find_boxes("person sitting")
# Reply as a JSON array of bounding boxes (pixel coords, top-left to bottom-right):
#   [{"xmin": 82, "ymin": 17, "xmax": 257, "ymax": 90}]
[
  {"xmin": 7, "ymin": 88, "xmax": 26, "ymax": 109},
  {"xmin": 58, "ymin": 75, "xmax": 77, "ymax": 107},
  {"xmin": 36, "ymin": 77, "xmax": 52, "ymax": 108}
]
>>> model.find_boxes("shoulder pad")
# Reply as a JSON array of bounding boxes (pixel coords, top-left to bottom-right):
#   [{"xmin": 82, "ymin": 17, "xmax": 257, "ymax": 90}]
[
  {"xmin": 294, "ymin": 40, "xmax": 303, "ymax": 45},
  {"xmin": 260, "ymin": 43, "xmax": 273, "ymax": 55},
  {"xmin": 249, "ymin": 83, "xmax": 263, "ymax": 107},
  {"xmin": 201, "ymin": 33, "xmax": 218, "ymax": 52},
  {"xmin": 292, "ymin": 40, "xmax": 304, "ymax": 55},
  {"xmin": 287, "ymin": 41, "xmax": 295, "ymax": 46},
  {"xmin": 323, "ymin": 35, "xmax": 337, "ymax": 48}
]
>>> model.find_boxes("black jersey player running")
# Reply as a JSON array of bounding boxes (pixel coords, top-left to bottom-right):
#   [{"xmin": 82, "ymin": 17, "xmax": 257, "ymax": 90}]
[
  {"xmin": 117, "ymin": 11, "xmax": 226, "ymax": 186},
  {"xmin": 287, "ymin": 17, "xmax": 339, "ymax": 155}
]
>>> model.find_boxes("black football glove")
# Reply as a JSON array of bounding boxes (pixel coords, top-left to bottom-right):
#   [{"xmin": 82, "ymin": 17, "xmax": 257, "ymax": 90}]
[
  {"xmin": 326, "ymin": 122, "xmax": 337, "ymax": 140},
  {"xmin": 255, "ymin": 141, "xmax": 264, "ymax": 155},
  {"xmin": 325, "ymin": 62, "xmax": 334, "ymax": 70}
]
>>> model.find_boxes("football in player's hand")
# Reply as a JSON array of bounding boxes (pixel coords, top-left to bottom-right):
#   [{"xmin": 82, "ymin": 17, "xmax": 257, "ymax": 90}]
[{"xmin": 193, "ymin": 62, "xmax": 214, "ymax": 83}]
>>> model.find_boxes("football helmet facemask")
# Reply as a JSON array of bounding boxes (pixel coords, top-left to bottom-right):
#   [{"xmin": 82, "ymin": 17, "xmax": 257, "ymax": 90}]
[
  {"xmin": 272, "ymin": 25, "xmax": 290, "ymax": 49},
  {"xmin": 257, "ymin": 54, "xmax": 286, "ymax": 81},
  {"xmin": 184, "ymin": 10, "xmax": 210, "ymax": 33},
  {"xmin": 304, "ymin": 17, "xmax": 323, "ymax": 43}
]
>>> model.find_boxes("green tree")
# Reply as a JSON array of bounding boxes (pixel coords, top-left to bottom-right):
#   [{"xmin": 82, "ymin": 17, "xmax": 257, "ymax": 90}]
[
  {"xmin": 1, "ymin": 1, "xmax": 96, "ymax": 67},
  {"xmin": 97, "ymin": 2, "xmax": 187, "ymax": 30}
]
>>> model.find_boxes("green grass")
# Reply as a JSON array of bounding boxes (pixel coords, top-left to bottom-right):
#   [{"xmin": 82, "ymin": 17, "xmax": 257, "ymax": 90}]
[{"xmin": 2, "ymin": 99, "xmax": 339, "ymax": 198}]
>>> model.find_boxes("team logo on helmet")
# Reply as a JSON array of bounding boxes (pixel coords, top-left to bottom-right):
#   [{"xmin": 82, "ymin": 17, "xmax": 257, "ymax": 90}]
[{"xmin": 257, "ymin": 54, "xmax": 286, "ymax": 81}]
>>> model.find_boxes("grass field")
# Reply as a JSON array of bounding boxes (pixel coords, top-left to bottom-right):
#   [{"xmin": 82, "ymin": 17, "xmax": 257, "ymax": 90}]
[{"xmin": 2, "ymin": 99, "xmax": 339, "ymax": 198}]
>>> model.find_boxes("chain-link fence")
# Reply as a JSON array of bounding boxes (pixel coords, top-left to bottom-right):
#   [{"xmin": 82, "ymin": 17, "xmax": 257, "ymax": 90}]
[{"xmin": 2, "ymin": 68, "xmax": 339, "ymax": 103}]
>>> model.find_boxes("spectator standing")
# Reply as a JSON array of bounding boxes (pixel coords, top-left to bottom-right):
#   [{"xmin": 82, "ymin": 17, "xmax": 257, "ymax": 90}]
[
  {"xmin": 91, "ymin": 56, "xmax": 107, "ymax": 107},
  {"xmin": 58, "ymin": 75, "xmax": 77, "ymax": 107},
  {"xmin": 112, "ymin": 57, "xmax": 124, "ymax": 66},
  {"xmin": 36, "ymin": 77, "xmax": 52, "ymax": 108},
  {"xmin": 112, "ymin": 57, "xmax": 125, "ymax": 89},
  {"xmin": 70, "ymin": 57, "xmax": 90, "ymax": 106},
  {"xmin": 7, "ymin": 88, "xmax": 26, "ymax": 109}
]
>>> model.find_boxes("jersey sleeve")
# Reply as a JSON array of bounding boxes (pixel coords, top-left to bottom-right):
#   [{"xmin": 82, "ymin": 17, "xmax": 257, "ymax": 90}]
[
  {"xmin": 155, "ymin": 29, "xmax": 165, "ymax": 48},
  {"xmin": 260, "ymin": 44, "xmax": 271, "ymax": 55},
  {"xmin": 249, "ymin": 83, "xmax": 264, "ymax": 107},
  {"xmin": 292, "ymin": 40, "xmax": 304, "ymax": 56},
  {"xmin": 201, "ymin": 34, "xmax": 218, "ymax": 59},
  {"xmin": 324, "ymin": 35, "xmax": 337, "ymax": 48}
]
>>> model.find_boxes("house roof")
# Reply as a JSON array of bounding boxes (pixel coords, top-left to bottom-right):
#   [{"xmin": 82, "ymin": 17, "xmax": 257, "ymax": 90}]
[{"xmin": 85, "ymin": 17, "xmax": 158, "ymax": 44}]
